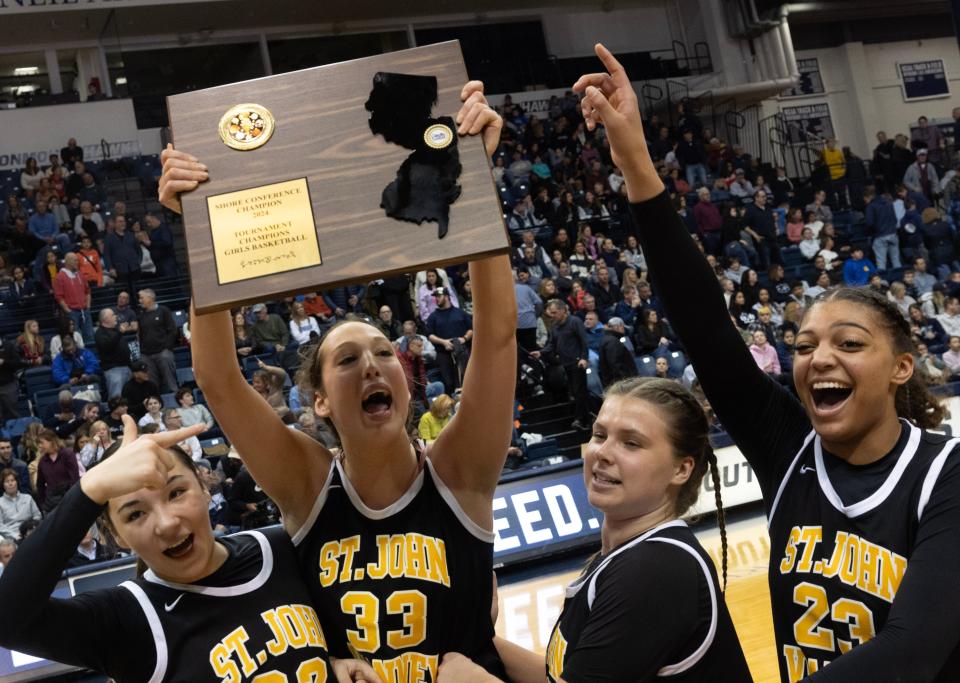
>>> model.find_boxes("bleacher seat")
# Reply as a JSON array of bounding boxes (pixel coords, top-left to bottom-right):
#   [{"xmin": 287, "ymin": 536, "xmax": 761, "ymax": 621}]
[
  {"xmin": 172, "ymin": 310, "xmax": 188, "ymax": 330},
  {"xmin": 176, "ymin": 367, "xmax": 196, "ymax": 386},
  {"xmin": 636, "ymin": 355, "xmax": 657, "ymax": 377},
  {"xmin": 4, "ymin": 416, "xmax": 39, "ymax": 440},
  {"xmin": 524, "ymin": 438, "xmax": 559, "ymax": 462},
  {"xmin": 161, "ymin": 392, "xmax": 177, "ymax": 408},
  {"xmin": 174, "ymin": 346, "xmax": 192, "ymax": 369},
  {"xmin": 667, "ymin": 351, "xmax": 687, "ymax": 377},
  {"xmin": 23, "ymin": 366, "xmax": 55, "ymax": 397}
]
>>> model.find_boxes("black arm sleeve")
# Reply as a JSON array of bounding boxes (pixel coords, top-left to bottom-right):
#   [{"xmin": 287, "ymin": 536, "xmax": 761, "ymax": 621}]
[
  {"xmin": 0, "ymin": 484, "xmax": 155, "ymax": 680},
  {"xmin": 806, "ymin": 456, "xmax": 960, "ymax": 681},
  {"xmin": 561, "ymin": 543, "xmax": 707, "ymax": 683},
  {"xmin": 628, "ymin": 192, "xmax": 811, "ymax": 495}
]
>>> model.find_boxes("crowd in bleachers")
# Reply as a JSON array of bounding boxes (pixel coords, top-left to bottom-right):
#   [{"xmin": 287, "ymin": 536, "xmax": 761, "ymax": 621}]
[{"xmin": 4, "ymin": 97, "xmax": 960, "ymax": 570}]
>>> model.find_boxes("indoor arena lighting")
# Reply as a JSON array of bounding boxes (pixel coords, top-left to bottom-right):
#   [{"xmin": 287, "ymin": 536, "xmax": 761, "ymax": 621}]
[{"xmin": 13, "ymin": 67, "xmax": 39, "ymax": 76}]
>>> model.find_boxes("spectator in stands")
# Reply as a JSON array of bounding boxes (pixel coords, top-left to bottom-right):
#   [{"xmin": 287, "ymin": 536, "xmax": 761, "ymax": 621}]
[
  {"xmin": 912, "ymin": 116, "xmax": 944, "ymax": 157},
  {"xmin": 53, "ymin": 252, "xmax": 94, "ymax": 342},
  {"xmin": 20, "ymin": 157, "xmax": 43, "ymax": 192},
  {"xmin": 589, "ymin": 265, "xmax": 618, "ymax": 311},
  {"xmin": 249, "ymin": 302, "xmax": 289, "ymax": 355},
  {"xmin": 417, "ymin": 393, "xmax": 454, "ymax": 443},
  {"xmin": 138, "ymin": 396, "xmax": 166, "ymax": 431},
  {"xmin": 864, "ymin": 186, "xmax": 901, "ymax": 270},
  {"xmin": 677, "ymin": 128, "xmax": 708, "ymax": 189},
  {"xmin": 34, "ymin": 429, "xmax": 78, "ymax": 513},
  {"xmin": 805, "ymin": 190, "xmax": 833, "ymax": 224},
  {"xmin": 873, "ymin": 131, "xmax": 897, "ymax": 192},
  {"xmin": 1, "ymin": 196, "xmax": 27, "ymax": 231},
  {"xmin": 137, "ymin": 288, "xmax": 178, "ymax": 392},
  {"xmin": 821, "ymin": 138, "xmax": 846, "ymax": 184},
  {"xmin": 51, "ymin": 335, "xmax": 100, "ymax": 388},
  {"xmin": 252, "ymin": 359, "xmax": 290, "ymax": 419},
  {"xmin": 142, "ymin": 213, "xmax": 177, "ymax": 277},
  {"xmin": 175, "ymin": 387, "xmax": 213, "ymax": 431},
  {"xmin": 323, "ymin": 285, "xmax": 366, "ymax": 320},
  {"xmin": 16, "ymin": 320, "xmax": 45, "ymax": 368},
  {"xmin": 27, "ymin": 199, "xmax": 71, "ymax": 254},
  {"xmin": 798, "ymin": 227, "xmax": 820, "ymax": 261},
  {"xmin": 776, "ymin": 328, "xmax": 796, "ymax": 375},
  {"xmin": 426, "ymin": 286, "xmax": 473, "ymax": 393},
  {"xmin": 937, "ymin": 297, "xmax": 960, "ymax": 338},
  {"xmin": 913, "ymin": 257, "xmax": 938, "ymax": 295},
  {"xmin": 396, "ymin": 336, "xmax": 433, "ymax": 419},
  {"xmin": 598, "ymin": 317, "xmax": 636, "ymax": 387},
  {"xmin": 0, "ymin": 468, "xmax": 39, "ymax": 541},
  {"xmin": 633, "ymin": 308, "xmax": 675, "ymax": 358},
  {"xmin": 729, "ymin": 169, "xmax": 755, "ymax": 201},
  {"xmin": 942, "ymin": 336, "xmax": 960, "ymax": 378},
  {"xmin": 95, "ymin": 308, "xmax": 132, "ymax": 399},
  {"xmin": 113, "ymin": 291, "xmax": 138, "ymax": 333},
  {"xmin": 742, "ymin": 190, "xmax": 780, "ymax": 269},
  {"xmin": 60, "ymin": 138, "xmax": 83, "ymax": 167},
  {"xmin": 506, "ymin": 197, "xmax": 547, "ymax": 236},
  {"xmin": 76, "ymin": 235, "xmax": 104, "ymax": 287},
  {"xmin": 782, "ymin": 207, "xmax": 803, "ymax": 245},
  {"xmin": 531, "ymin": 299, "xmax": 590, "ymax": 430},
  {"xmin": 0, "ymin": 332, "xmax": 23, "ymax": 423},
  {"xmin": 692, "ymin": 187, "xmax": 722, "ymax": 255},
  {"xmin": 514, "ymin": 273, "xmax": 542, "ymax": 351},
  {"xmin": 909, "ymin": 303, "xmax": 946, "ymax": 348},
  {"xmin": 583, "ymin": 311, "xmax": 604, "ymax": 354},
  {"xmin": 923, "ymin": 207, "xmax": 958, "ymax": 273},
  {"xmin": 771, "ymin": 166, "xmax": 794, "ymax": 205},
  {"xmin": 287, "ymin": 301, "xmax": 320, "ymax": 346},
  {"xmin": 161, "ymin": 408, "xmax": 203, "ymax": 460},
  {"xmin": 47, "ymin": 194, "xmax": 70, "ymax": 231},
  {"xmin": 749, "ymin": 329, "xmax": 780, "ymax": 376},
  {"xmin": 888, "ymin": 281, "xmax": 915, "ymax": 318},
  {"xmin": 102, "ymin": 396, "xmax": 128, "ymax": 436},
  {"xmin": 232, "ymin": 311, "xmax": 259, "ymax": 358},
  {"xmin": 842, "ymin": 247, "xmax": 876, "ymax": 286},
  {"xmin": 302, "ymin": 291, "xmax": 336, "ymax": 326},
  {"xmin": 77, "ymin": 420, "xmax": 114, "ymax": 469},
  {"xmin": 77, "ymin": 172, "xmax": 106, "ymax": 209},
  {"xmin": 904, "ymin": 149, "xmax": 939, "ymax": 205},
  {"xmin": 105, "ymin": 215, "xmax": 142, "ymax": 293},
  {"xmin": 122, "ymin": 360, "xmax": 159, "ymax": 421},
  {"xmin": 0, "ymin": 440, "xmax": 29, "ymax": 495}
]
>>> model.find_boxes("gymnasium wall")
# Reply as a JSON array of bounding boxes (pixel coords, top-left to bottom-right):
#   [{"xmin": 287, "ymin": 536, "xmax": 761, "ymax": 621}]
[
  {"xmin": 762, "ymin": 37, "xmax": 960, "ymax": 158},
  {"xmin": 0, "ymin": 99, "xmax": 142, "ymax": 170}
]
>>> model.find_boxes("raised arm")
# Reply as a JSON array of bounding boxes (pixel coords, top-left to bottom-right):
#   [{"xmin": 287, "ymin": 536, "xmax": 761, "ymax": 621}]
[
  {"xmin": 430, "ymin": 82, "xmax": 516, "ymax": 530},
  {"xmin": 573, "ymin": 45, "xmax": 809, "ymax": 491},
  {"xmin": 159, "ymin": 145, "xmax": 331, "ymax": 531},
  {"xmin": 188, "ymin": 307, "xmax": 331, "ymax": 531}
]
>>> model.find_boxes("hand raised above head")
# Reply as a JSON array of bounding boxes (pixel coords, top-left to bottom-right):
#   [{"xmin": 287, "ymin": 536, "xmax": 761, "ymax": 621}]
[
  {"xmin": 159, "ymin": 144, "xmax": 208, "ymax": 215},
  {"xmin": 456, "ymin": 81, "xmax": 503, "ymax": 159}
]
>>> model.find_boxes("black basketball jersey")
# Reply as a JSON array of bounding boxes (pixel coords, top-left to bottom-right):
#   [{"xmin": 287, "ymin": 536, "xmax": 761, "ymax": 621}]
[
  {"xmin": 768, "ymin": 421, "xmax": 960, "ymax": 681},
  {"xmin": 545, "ymin": 520, "xmax": 752, "ymax": 683},
  {"xmin": 291, "ymin": 456, "xmax": 503, "ymax": 682},
  {"xmin": 121, "ymin": 526, "xmax": 332, "ymax": 682}
]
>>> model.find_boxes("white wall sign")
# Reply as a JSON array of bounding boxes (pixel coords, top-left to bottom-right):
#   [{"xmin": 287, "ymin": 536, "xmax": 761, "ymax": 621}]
[{"xmin": 781, "ymin": 58, "xmax": 825, "ymax": 99}]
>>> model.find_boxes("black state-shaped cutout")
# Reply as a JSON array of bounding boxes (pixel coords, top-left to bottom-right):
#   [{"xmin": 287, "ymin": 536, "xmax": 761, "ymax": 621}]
[{"xmin": 365, "ymin": 72, "xmax": 462, "ymax": 239}]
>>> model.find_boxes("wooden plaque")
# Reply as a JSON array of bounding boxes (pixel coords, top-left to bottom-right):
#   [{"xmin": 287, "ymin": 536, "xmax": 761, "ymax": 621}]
[{"xmin": 166, "ymin": 41, "xmax": 509, "ymax": 313}]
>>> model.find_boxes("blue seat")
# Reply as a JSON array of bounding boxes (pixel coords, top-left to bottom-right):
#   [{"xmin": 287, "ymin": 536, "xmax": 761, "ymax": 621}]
[
  {"xmin": 173, "ymin": 346, "xmax": 192, "ymax": 369},
  {"xmin": 525, "ymin": 438, "xmax": 559, "ymax": 461},
  {"xmin": 667, "ymin": 350, "xmax": 687, "ymax": 377},
  {"xmin": 172, "ymin": 310, "xmax": 188, "ymax": 331},
  {"xmin": 635, "ymin": 355, "xmax": 657, "ymax": 377},
  {"xmin": 4, "ymin": 416, "xmax": 39, "ymax": 439},
  {"xmin": 161, "ymin": 392, "xmax": 177, "ymax": 408},
  {"xmin": 176, "ymin": 367, "xmax": 195, "ymax": 386}
]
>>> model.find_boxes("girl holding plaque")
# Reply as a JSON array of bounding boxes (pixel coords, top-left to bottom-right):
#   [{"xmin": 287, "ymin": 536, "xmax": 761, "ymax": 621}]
[{"xmin": 160, "ymin": 81, "xmax": 516, "ymax": 680}]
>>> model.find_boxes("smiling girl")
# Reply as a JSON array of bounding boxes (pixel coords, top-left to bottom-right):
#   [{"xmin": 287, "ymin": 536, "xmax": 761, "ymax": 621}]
[
  {"xmin": 577, "ymin": 43, "xmax": 960, "ymax": 682},
  {"xmin": 0, "ymin": 417, "xmax": 378, "ymax": 682},
  {"xmin": 159, "ymin": 81, "xmax": 516, "ymax": 680}
]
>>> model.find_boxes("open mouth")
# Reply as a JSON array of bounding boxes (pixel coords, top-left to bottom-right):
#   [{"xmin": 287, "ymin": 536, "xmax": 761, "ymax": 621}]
[
  {"xmin": 592, "ymin": 471, "xmax": 621, "ymax": 486},
  {"xmin": 361, "ymin": 390, "xmax": 393, "ymax": 415},
  {"xmin": 810, "ymin": 381, "xmax": 853, "ymax": 412},
  {"xmin": 163, "ymin": 534, "xmax": 194, "ymax": 559}
]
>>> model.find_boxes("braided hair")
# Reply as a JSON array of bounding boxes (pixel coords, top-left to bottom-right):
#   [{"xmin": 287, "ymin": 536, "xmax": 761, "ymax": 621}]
[{"xmin": 604, "ymin": 377, "xmax": 729, "ymax": 590}]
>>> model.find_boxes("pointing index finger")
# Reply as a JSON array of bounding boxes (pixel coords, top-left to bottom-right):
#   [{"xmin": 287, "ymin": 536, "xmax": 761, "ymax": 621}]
[{"xmin": 594, "ymin": 43, "xmax": 630, "ymax": 87}]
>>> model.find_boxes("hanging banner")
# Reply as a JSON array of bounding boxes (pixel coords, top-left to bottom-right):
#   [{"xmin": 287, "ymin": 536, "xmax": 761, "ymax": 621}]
[
  {"xmin": 781, "ymin": 102, "xmax": 835, "ymax": 145},
  {"xmin": 898, "ymin": 60, "xmax": 950, "ymax": 102},
  {"xmin": 781, "ymin": 58, "xmax": 825, "ymax": 99}
]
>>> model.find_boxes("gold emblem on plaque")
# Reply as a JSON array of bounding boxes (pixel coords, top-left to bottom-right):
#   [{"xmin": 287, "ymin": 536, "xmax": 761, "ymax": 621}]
[
  {"xmin": 218, "ymin": 103, "xmax": 275, "ymax": 151},
  {"xmin": 423, "ymin": 123, "xmax": 454, "ymax": 150}
]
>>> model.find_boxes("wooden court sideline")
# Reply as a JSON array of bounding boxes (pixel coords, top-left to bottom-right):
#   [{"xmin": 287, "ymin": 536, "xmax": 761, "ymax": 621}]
[{"xmin": 496, "ymin": 512, "xmax": 779, "ymax": 682}]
